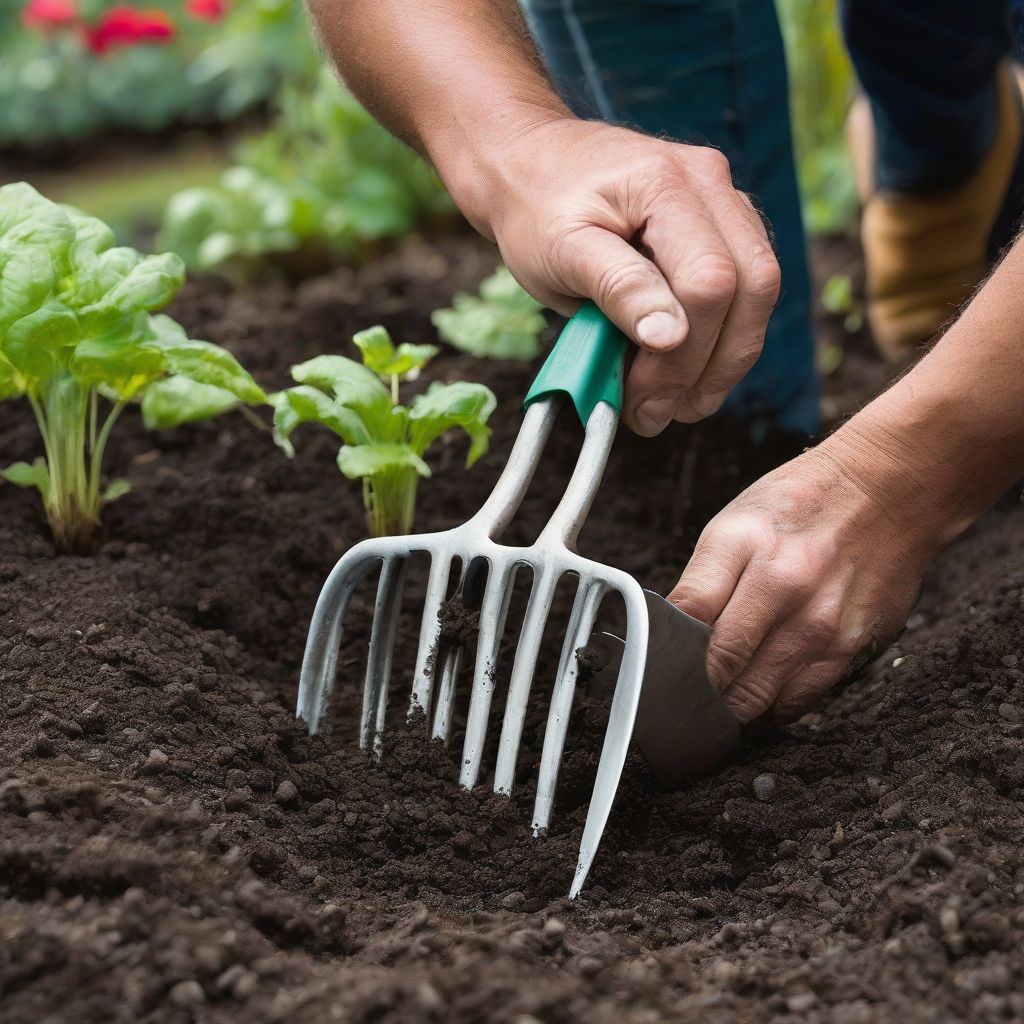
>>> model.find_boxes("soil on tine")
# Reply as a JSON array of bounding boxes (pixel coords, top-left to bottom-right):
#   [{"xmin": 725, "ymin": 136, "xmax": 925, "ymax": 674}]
[{"xmin": 2, "ymin": 233, "xmax": 1024, "ymax": 1024}]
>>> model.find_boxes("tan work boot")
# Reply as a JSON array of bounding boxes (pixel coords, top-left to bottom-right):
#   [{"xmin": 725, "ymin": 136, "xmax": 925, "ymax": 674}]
[{"xmin": 848, "ymin": 64, "xmax": 1024, "ymax": 363}]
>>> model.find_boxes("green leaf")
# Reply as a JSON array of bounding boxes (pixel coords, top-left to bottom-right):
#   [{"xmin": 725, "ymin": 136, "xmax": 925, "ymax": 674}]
[
  {"xmin": 352, "ymin": 325, "xmax": 395, "ymax": 375},
  {"xmin": 353, "ymin": 325, "xmax": 436, "ymax": 380},
  {"xmin": 64, "ymin": 205, "xmax": 117, "ymax": 260},
  {"xmin": 3, "ymin": 300, "xmax": 80, "ymax": 392},
  {"xmin": 270, "ymin": 385, "xmax": 370, "ymax": 456},
  {"xmin": 336, "ymin": 443, "xmax": 430, "ymax": 480},
  {"xmin": 0, "ymin": 183, "xmax": 74, "ymax": 252},
  {"xmin": 71, "ymin": 311, "xmax": 165, "ymax": 399},
  {"xmin": 289, "ymin": 353, "xmax": 392, "ymax": 435},
  {"xmin": 432, "ymin": 266, "xmax": 545, "ymax": 361},
  {"xmin": 0, "ymin": 244, "xmax": 63, "ymax": 334},
  {"xmin": 141, "ymin": 376, "xmax": 241, "ymax": 430},
  {"xmin": 102, "ymin": 478, "xmax": 131, "ymax": 503},
  {"xmin": 147, "ymin": 315, "xmax": 266, "ymax": 404},
  {"xmin": 1, "ymin": 457, "xmax": 50, "ymax": 496},
  {"xmin": 409, "ymin": 381, "xmax": 496, "ymax": 466},
  {"xmin": 291, "ymin": 353, "xmax": 384, "ymax": 398},
  {"xmin": 83, "ymin": 251, "xmax": 185, "ymax": 314}
]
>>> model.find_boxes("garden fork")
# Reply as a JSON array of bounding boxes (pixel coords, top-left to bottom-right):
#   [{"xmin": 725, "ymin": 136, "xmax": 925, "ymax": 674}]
[{"xmin": 297, "ymin": 302, "xmax": 654, "ymax": 897}]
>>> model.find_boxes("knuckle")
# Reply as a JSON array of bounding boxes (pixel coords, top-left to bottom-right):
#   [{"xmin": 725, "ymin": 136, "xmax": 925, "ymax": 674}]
[
  {"xmin": 682, "ymin": 387, "xmax": 727, "ymax": 420},
  {"xmin": 689, "ymin": 146, "xmax": 732, "ymax": 182},
  {"xmin": 772, "ymin": 686, "xmax": 820, "ymax": 724},
  {"xmin": 643, "ymin": 152, "xmax": 683, "ymax": 188},
  {"xmin": 547, "ymin": 217, "xmax": 587, "ymax": 267},
  {"xmin": 763, "ymin": 564, "xmax": 816, "ymax": 605},
  {"xmin": 745, "ymin": 247, "xmax": 782, "ymax": 305},
  {"xmin": 803, "ymin": 609, "xmax": 843, "ymax": 648},
  {"xmin": 683, "ymin": 254, "xmax": 737, "ymax": 311},
  {"xmin": 707, "ymin": 631, "xmax": 757, "ymax": 683},
  {"xmin": 595, "ymin": 259, "xmax": 654, "ymax": 304},
  {"xmin": 695, "ymin": 342, "xmax": 764, "ymax": 399},
  {"xmin": 837, "ymin": 621, "xmax": 876, "ymax": 659},
  {"xmin": 724, "ymin": 674, "xmax": 776, "ymax": 723}
]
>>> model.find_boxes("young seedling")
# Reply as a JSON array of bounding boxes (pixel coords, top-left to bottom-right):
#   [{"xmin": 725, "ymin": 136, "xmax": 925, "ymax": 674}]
[
  {"xmin": 0, "ymin": 182, "xmax": 266, "ymax": 552},
  {"xmin": 432, "ymin": 265, "xmax": 546, "ymax": 361},
  {"xmin": 272, "ymin": 325, "xmax": 496, "ymax": 537}
]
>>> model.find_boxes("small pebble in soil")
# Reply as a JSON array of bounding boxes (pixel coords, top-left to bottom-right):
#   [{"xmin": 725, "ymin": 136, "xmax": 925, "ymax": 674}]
[
  {"xmin": 999, "ymin": 702, "xmax": 1021, "ymax": 722},
  {"xmin": 787, "ymin": 992, "xmax": 817, "ymax": 1012},
  {"xmin": 501, "ymin": 891, "xmax": 525, "ymax": 910},
  {"xmin": 169, "ymin": 980, "xmax": 205, "ymax": 1008},
  {"xmin": 892, "ymin": 657, "xmax": 905, "ymax": 667},
  {"xmin": 141, "ymin": 748, "xmax": 167, "ymax": 774},
  {"xmin": 753, "ymin": 774, "xmax": 776, "ymax": 802},
  {"xmin": 275, "ymin": 779, "xmax": 299, "ymax": 805}
]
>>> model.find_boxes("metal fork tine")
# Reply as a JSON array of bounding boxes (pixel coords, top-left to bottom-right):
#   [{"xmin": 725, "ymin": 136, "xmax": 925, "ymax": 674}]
[
  {"xmin": 569, "ymin": 586, "xmax": 649, "ymax": 898},
  {"xmin": 409, "ymin": 555, "xmax": 455, "ymax": 720},
  {"xmin": 459, "ymin": 561, "xmax": 516, "ymax": 788},
  {"xmin": 298, "ymin": 544, "xmax": 383, "ymax": 734},
  {"xmin": 359, "ymin": 557, "xmax": 407, "ymax": 753},
  {"xmin": 493, "ymin": 570, "xmax": 559, "ymax": 795},
  {"xmin": 430, "ymin": 645, "xmax": 464, "ymax": 742},
  {"xmin": 532, "ymin": 577, "xmax": 606, "ymax": 834}
]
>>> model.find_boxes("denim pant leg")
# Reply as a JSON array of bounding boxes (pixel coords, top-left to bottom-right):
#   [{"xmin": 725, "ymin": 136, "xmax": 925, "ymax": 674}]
[
  {"xmin": 840, "ymin": 0, "xmax": 1011, "ymax": 192},
  {"xmin": 521, "ymin": 0, "xmax": 819, "ymax": 435}
]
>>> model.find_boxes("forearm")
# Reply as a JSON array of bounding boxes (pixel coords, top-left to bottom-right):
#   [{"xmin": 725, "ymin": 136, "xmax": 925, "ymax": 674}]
[
  {"xmin": 823, "ymin": 234, "xmax": 1024, "ymax": 544},
  {"xmin": 305, "ymin": 0, "xmax": 569, "ymax": 230}
]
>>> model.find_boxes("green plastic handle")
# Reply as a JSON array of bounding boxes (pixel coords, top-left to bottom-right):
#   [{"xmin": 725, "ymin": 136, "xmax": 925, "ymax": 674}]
[{"xmin": 523, "ymin": 300, "xmax": 628, "ymax": 424}]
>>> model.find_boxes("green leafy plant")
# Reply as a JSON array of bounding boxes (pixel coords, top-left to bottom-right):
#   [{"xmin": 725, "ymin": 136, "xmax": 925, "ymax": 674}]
[
  {"xmin": 821, "ymin": 272, "xmax": 864, "ymax": 333},
  {"xmin": 160, "ymin": 68, "xmax": 455, "ymax": 279},
  {"xmin": 431, "ymin": 266, "xmax": 546, "ymax": 361},
  {"xmin": 0, "ymin": 182, "xmax": 265, "ymax": 552},
  {"xmin": 272, "ymin": 326, "xmax": 495, "ymax": 537}
]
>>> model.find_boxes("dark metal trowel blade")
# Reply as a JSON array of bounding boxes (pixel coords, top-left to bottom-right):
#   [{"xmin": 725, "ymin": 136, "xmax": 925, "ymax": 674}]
[{"xmin": 596, "ymin": 589, "xmax": 741, "ymax": 789}]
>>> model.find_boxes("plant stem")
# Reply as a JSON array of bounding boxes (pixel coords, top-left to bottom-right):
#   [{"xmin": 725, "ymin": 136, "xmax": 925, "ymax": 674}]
[
  {"xmin": 35, "ymin": 377, "xmax": 103, "ymax": 553},
  {"xmin": 365, "ymin": 466, "xmax": 419, "ymax": 537}
]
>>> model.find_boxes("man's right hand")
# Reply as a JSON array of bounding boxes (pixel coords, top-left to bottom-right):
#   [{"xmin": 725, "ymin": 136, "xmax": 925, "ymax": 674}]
[{"xmin": 448, "ymin": 117, "xmax": 782, "ymax": 436}]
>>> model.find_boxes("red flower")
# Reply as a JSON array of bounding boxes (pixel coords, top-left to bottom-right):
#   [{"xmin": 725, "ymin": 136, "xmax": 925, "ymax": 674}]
[
  {"xmin": 21, "ymin": 0, "xmax": 78, "ymax": 31},
  {"xmin": 84, "ymin": 4, "xmax": 175, "ymax": 54},
  {"xmin": 185, "ymin": 0, "xmax": 226, "ymax": 22}
]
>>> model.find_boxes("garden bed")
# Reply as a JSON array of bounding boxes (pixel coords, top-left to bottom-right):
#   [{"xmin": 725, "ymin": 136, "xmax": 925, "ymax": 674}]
[{"xmin": 1, "ymin": 235, "xmax": 1022, "ymax": 1023}]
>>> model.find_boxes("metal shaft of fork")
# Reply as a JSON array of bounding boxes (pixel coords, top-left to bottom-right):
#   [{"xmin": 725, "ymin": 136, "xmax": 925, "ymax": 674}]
[
  {"xmin": 491, "ymin": 400, "xmax": 619, "ymax": 796},
  {"xmin": 407, "ymin": 398, "xmax": 559, "ymax": 727}
]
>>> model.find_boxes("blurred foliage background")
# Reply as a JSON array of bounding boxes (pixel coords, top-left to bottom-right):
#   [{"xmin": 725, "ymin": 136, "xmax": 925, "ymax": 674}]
[
  {"xmin": 777, "ymin": 0, "xmax": 857, "ymax": 234},
  {"xmin": 0, "ymin": 0, "xmax": 857, "ymax": 272},
  {"xmin": 0, "ymin": 0, "xmax": 316, "ymax": 146}
]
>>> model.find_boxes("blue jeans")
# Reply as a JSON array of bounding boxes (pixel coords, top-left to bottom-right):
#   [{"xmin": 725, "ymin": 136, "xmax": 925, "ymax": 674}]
[
  {"xmin": 521, "ymin": 0, "xmax": 1020, "ymax": 436},
  {"xmin": 842, "ymin": 1, "xmax": 1012, "ymax": 192}
]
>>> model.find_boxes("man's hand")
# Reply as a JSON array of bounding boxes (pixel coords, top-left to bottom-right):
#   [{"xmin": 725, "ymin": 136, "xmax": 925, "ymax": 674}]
[
  {"xmin": 308, "ymin": 0, "xmax": 780, "ymax": 437},
  {"xmin": 454, "ymin": 118, "xmax": 781, "ymax": 436},
  {"xmin": 669, "ymin": 436, "xmax": 938, "ymax": 723}
]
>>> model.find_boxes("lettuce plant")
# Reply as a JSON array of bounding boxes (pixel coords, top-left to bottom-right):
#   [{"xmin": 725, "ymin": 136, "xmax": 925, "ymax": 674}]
[
  {"xmin": 432, "ymin": 266, "xmax": 546, "ymax": 361},
  {"xmin": 272, "ymin": 326, "xmax": 495, "ymax": 537},
  {"xmin": 160, "ymin": 69, "xmax": 454, "ymax": 280},
  {"xmin": 0, "ymin": 182, "xmax": 265, "ymax": 552}
]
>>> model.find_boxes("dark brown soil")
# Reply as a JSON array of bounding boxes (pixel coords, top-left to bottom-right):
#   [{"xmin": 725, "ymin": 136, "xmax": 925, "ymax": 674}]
[{"xmin": 2, "ymin": 234, "xmax": 1023, "ymax": 1023}]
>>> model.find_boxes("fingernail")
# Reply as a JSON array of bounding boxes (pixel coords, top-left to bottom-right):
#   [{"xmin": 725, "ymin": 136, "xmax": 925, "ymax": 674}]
[
  {"xmin": 636, "ymin": 310, "xmax": 685, "ymax": 349},
  {"xmin": 633, "ymin": 395, "xmax": 678, "ymax": 435}
]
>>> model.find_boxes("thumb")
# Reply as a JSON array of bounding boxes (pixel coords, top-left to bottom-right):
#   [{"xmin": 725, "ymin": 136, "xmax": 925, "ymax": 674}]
[{"xmin": 553, "ymin": 225, "xmax": 689, "ymax": 351}]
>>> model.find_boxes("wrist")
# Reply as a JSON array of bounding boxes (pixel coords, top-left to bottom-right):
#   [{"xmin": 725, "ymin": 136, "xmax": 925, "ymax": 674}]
[
  {"xmin": 816, "ymin": 380, "xmax": 1003, "ymax": 551},
  {"xmin": 422, "ymin": 99, "xmax": 573, "ymax": 238}
]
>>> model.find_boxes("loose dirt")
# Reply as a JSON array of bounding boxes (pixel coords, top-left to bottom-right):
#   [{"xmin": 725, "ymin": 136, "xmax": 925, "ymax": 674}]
[{"xmin": 2, "ymin": 235, "xmax": 1022, "ymax": 1023}]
